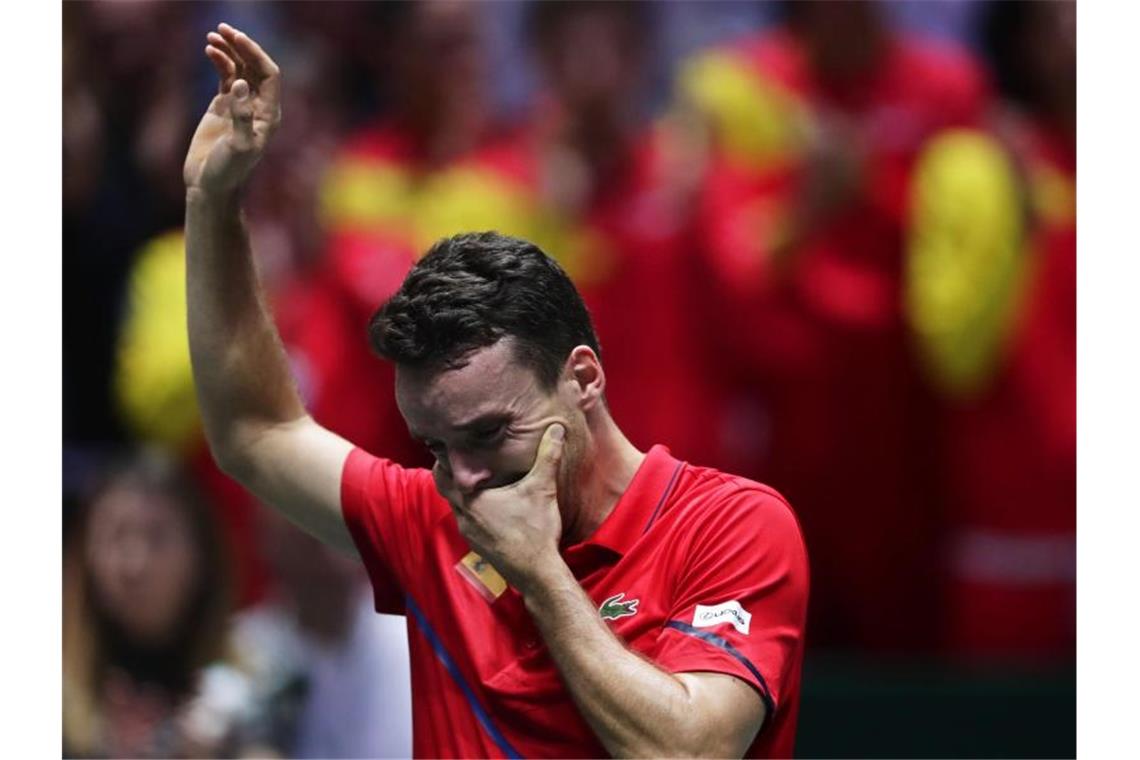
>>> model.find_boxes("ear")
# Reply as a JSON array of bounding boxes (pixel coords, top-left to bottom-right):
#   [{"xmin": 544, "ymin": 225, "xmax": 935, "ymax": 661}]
[{"xmin": 564, "ymin": 345, "xmax": 605, "ymax": 411}]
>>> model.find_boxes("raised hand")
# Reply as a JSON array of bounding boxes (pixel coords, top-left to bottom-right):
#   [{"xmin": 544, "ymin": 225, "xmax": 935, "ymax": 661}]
[{"xmin": 184, "ymin": 23, "xmax": 281, "ymax": 197}]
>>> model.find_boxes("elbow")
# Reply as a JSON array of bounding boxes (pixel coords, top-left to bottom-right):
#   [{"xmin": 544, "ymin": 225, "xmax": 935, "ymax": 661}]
[
  {"xmin": 664, "ymin": 735, "xmax": 746, "ymax": 759},
  {"xmin": 661, "ymin": 703, "xmax": 759, "ymax": 758},
  {"xmin": 205, "ymin": 435, "xmax": 253, "ymax": 483},
  {"xmin": 625, "ymin": 717, "xmax": 738, "ymax": 759},
  {"xmin": 667, "ymin": 731, "xmax": 742, "ymax": 760},
  {"xmin": 205, "ymin": 414, "xmax": 309, "ymax": 485},
  {"xmin": 200, "ymin": 419, "xmax": 259, "ymax": 484}
]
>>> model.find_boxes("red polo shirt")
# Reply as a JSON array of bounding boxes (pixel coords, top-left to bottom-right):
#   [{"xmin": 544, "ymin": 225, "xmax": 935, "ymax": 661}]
[{"xmin": 341, "ymin": 444, "xmax": 809, "ymax": 758}]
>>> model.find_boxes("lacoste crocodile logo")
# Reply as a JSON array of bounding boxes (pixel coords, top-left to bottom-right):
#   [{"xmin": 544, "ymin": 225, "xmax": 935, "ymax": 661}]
[{"xmin": 599, "ymin": 592, "xmax": 640, "ymax": 621}]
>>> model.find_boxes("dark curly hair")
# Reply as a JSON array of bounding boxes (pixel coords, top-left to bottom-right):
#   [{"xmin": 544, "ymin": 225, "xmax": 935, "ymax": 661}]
[{"xmin": 368, "ymin": 231, "xmax": 601, "ymax": 389}]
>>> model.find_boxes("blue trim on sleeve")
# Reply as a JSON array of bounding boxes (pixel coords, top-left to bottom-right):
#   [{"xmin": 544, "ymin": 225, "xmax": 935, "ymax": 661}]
[
  {"xmin": 664, "ymin": 620, "xmax": 776, "ymax": 720},
  {"xmin": 405, "ymin": 595, "xmax": 523, "ymax": 759}
]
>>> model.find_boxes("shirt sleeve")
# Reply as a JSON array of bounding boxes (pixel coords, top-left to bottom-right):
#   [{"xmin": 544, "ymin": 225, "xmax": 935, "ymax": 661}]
[
  {"xmin": 650, "ymin": 488, "xmax": 809, "ymax": 718},
  {"xmin": 340, "ymin": 447, "xmax": 444, "ymax": 614}
]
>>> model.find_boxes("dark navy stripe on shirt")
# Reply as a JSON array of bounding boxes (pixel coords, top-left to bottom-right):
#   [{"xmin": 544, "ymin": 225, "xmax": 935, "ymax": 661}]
[
  {"xmin": 665, "ymin": 619, "xmax": 776, "ymax": 721},
  {"xmin": 405, "ymin": 594, "xmax": 523, "ymax": 759}
]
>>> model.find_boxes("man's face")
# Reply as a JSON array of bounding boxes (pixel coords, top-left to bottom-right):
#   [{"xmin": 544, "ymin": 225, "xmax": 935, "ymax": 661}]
[
  {"xmin": 540, "ymin": 9, "xmax": 643, "ymax": 117},
  {"xmin": 399, "ymin": 0, "xmax": 486, "ymax": 112},
  {"xmin": 395, "ymin": 340, "xmax": 583, "ymax": 506}
]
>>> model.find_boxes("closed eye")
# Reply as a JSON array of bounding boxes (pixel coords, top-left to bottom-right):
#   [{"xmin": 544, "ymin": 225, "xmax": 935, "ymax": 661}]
[
  {"xmin": 467, "ymin": 424, "xmax": 504, "ymax": 448},
  {"xmin": 422, "ymin": 439, "xmax": 446, "ymax": 458}
]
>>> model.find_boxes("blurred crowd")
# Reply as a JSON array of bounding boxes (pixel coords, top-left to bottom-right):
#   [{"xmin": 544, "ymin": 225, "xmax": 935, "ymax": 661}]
[{"xmin": 62, "ymin": 1, "xmax": 1075, "ymax": 757}]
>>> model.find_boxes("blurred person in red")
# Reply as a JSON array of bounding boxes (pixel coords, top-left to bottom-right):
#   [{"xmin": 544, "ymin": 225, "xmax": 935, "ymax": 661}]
[
  {"xmin": 514, "ymin": 0, "xmax": 732, "ymax": 468},
  {"xmin": 675, "ymin": 0, "xmax": 990, "ymax": 650},
  {"xmin": 308, "ymin": 0, "xmax": 556, "ymax": 476},
  {"xmin": 318, "ymin": 0, "xmax": 531, "ymax": 322},
  {"xmin": 311, "ymin": 0, "xmax": 738, "ymax": 478},
  {"xmin": 62, "ymin": 451, "xmax": 242, "ymax": 758},
  {"xmin": 229, "ymin": 509, "xmax": 412, "ymax": 757},
  {"xmin": 904, "ymin": 0, "xmax": 1075, "ymax": 659}
]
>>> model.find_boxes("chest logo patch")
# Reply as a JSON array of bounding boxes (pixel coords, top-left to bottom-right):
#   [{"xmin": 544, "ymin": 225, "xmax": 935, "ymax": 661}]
[
  {"xmin": 599, "ymin": 592, "xmax": 640, "ymax": 621},
  {"xmin": 693, "ymin": 600, "xmax": 752, "ymax": 635},
  {"xmin": 456, "ymin": 551, "xmax": 508, "ymax": 603}
]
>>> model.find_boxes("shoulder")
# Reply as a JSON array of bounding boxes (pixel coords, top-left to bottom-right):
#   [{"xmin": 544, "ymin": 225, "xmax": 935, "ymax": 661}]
[
  {"xmin": 649, "ymin": 462, "xmax": 809, "ymax": 605},
  {"xmin": 677, "ymin": 29, "xmax": 802, "ymax": 94},
  {"xmin": 341, "ymin": 448, "xmax": 447, "ymax": 529},
  {"xmin": 467, "ymin": 123, "xmax": 536, "ymax": 184},
  {"xmin": 892, "ymin": 34, "xmax": 990, "ymax": 99},
  {"xmin": 334, "ymin": 121, "xmax": 413, "ymax": 163},
  {"xmin": 667, "ymin": 463, "xmax": 805, "ymax": 553},
  {"xmin": 673, "ymin": 462, "xmax": 795, "ymax": 514}
]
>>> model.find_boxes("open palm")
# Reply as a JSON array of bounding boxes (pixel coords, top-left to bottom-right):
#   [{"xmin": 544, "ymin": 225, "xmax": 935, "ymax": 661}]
[{"xmin": 184, "ymin": 23, "xmax": 282, "ymax": 195}]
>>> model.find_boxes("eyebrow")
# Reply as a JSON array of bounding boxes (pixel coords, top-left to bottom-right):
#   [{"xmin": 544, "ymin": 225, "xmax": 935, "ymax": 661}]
[
  {"xmin": 408, "ymin": 412, "xmax": 512, "ymax": 443},
  {"xmin": 453, "ymin": 412, "xmax": 511, "ymax": 432}
]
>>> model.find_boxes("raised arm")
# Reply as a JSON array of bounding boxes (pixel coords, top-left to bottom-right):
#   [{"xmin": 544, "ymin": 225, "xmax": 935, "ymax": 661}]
[{"xmin": 184, "ymin": 24, "xmax": 355, "ymax": 553}]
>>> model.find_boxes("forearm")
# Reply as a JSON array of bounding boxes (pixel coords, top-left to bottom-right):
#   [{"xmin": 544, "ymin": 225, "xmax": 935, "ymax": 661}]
[
  {"xmin": 523, "ymin": 563, "xmax": 720, "ymax": 758},
  {"xmin": 185, "ymin": 188, "xmax": 306, "ymax": 470}
]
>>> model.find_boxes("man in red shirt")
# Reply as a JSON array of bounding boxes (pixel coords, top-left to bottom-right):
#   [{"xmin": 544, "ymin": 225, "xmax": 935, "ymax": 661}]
[{"xmin": 184, "ymin": 24, "xmax": 808, "ymax": 758}]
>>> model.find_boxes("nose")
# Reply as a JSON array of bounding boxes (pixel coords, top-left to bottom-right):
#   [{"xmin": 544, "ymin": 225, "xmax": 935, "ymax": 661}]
[
  {"xmin": 120, "ymin": 532, "xmax": 151, "ymax": 582},
  {"xmin": 447, "ymin": 450, "xmax": 493, "ymax": 495}
]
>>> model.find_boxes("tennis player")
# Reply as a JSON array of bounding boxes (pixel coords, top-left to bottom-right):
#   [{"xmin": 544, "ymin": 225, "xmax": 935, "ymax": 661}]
[{"xmin": 185, "ymin": 23, "xmax": 808, "ymax": 758}]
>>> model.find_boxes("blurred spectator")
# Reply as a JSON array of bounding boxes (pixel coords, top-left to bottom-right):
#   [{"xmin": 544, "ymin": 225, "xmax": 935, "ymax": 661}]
[
  {"xmin": 512, "ymin": 0, "xmax": 734, "ymax": 465},
  {"xmin": 318, "ymin": 0, "xmax": 521, "ymax": 295},
  {"xmin": 113, "ymin": 227, "xmax": 270, "ymax": 606},
  {"xmin": 905, "ymin": 0, "xmax": 1075, "ymax": 658},
  {"xmin": 230, "ymin": 510, "xmax": 412, "ymax": 758},
  {"xmin": 312, "ymin": 0, "xmax": 552, "ymax": 469},
  {"xmin": 676, "ymin": 0, "xmax": 990, "ymax": 651},
  {"xmin": 62, "ymin": 451, "xmax": 241, "ymax": 757}
]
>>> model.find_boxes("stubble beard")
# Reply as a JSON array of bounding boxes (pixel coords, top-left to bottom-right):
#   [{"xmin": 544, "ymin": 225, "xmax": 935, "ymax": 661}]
[{"xmin": 556, "ymin": 422, "xmax": 591, "ymax": 546}]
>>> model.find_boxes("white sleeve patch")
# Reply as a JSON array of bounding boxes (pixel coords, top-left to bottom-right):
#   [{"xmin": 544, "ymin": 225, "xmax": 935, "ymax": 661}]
[{"xmin": 693, "ymin": 600, "xmax": 752, "ymax": 635}]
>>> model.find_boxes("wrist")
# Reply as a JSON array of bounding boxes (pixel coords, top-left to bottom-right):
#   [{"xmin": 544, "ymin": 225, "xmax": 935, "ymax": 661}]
[
  {"xmin": 185, "ymin": 185, "xmax": 244, "ymax": 212},
  {"xmin": 517, "ymin": 549, "xmax": 573, "ymax": 608}
]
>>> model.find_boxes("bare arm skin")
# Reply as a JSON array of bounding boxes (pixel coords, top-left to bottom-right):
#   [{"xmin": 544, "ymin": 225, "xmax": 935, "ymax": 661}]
[
  {"xmin": 184, "ymin": 24, "xmax": 354, "ymax": 553},
  {"xmin": 526, "ymin": 562, "xmax": 766, "ymax": 758},
  {"xmin": 451, "ymin": 426, "xmax": 767, "ymax": 757}
]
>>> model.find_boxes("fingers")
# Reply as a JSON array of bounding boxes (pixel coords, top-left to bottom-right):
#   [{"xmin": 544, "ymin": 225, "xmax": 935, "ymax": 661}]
[
  {"xmin": 229, "ymin": 79, "xmax": 255, "ymax": 149},
  {"xmin": 229, "ymin": 27, "xmax": 279, "ymax": 78},
  {"xmin": 209, "ymin": 28, "xmax": 246, "ymax": 91},
  {"xmin": 215, "ymin": 23, "xmax": 281, "ymax": 103},
  {"xmin": 204, "ymin": 42, "xmax": 236, "ymax": 94},
  {"xmin": 526, "ymin": 423, "xmax": 566, "ymax": 485},
  {"xmin": 207, "ymin": 30, "xmax": 240, "ymax": 64},
  {"xmin": 217, "ymin": 23, "xmax": 280, "ymax": 79}
]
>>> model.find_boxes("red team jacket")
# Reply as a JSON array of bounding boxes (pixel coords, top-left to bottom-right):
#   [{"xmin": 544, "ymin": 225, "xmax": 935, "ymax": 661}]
[
  {"xmin": 906, "ymin": 120, "xmax": 1076, "ymax": 657},
  {"xmin": 683, "ymin": 29, "xmax": 990, "ymax": 650},
  {"xmin": 497, "ymin": 124, "xmax": 735, "ymax": 471},
  {"xmin": 341, "ymin": 444, "xmax": 809, "ymax": 758},
  {"xmin": 313, "ymin": 115, "xmax": 738, "ymax": 474}
]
